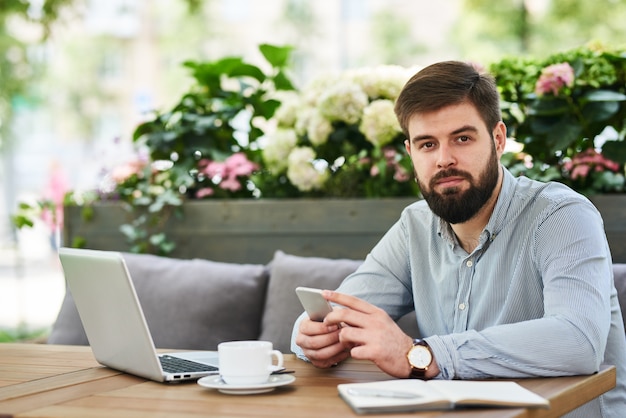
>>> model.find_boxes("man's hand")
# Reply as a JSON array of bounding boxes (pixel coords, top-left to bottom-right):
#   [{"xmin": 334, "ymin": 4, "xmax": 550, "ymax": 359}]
[
  {"xmin": 295, "ymin": 315, "xmax": 351, "ymax": 368},
  {"xmin": 322, "ymin": 290, "xmax": 416, "ymax": 378}
]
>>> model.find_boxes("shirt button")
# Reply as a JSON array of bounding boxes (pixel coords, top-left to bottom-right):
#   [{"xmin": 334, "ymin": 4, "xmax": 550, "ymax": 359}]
[
  {"xmin": 466, "ymin": 260, "xmax": 473, "ymax": 267},
  {"xmin": 459, "ymin": 303, "xmax": 467, "ymax": 310}
]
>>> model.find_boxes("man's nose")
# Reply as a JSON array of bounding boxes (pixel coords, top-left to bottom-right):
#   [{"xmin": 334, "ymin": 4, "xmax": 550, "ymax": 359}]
[{"xmin": 436, "ymin": 145, "xmax": 456, "ymax": 168}]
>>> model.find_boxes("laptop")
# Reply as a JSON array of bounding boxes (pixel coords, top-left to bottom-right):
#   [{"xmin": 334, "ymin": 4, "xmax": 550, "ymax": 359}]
[{"xmin": 58, "ymin": 247, "xmax": 220, "ymax": 382}]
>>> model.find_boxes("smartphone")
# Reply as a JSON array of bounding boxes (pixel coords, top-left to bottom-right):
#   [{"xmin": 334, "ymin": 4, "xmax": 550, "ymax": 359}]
[{"xmin": 295, "ymin": 287, "xmax": 333, "ymax": 322}]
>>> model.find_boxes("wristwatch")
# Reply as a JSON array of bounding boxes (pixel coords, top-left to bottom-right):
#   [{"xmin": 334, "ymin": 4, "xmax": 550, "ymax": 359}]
[{"xmin": 406, "ymin": 339, "xmax": 433, "ymax": 379}]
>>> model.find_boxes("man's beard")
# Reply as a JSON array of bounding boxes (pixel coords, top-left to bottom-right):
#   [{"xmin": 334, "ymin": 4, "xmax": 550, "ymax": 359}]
[{"xmin": 417, "ymin": 145, "xmax": 500, "ymax": 224}]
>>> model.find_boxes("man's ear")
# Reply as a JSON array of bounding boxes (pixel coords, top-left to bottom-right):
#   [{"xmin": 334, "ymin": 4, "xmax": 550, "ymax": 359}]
[{"xmin": 493, "ymin": 121, "xmax": 507, "ymax": 156}]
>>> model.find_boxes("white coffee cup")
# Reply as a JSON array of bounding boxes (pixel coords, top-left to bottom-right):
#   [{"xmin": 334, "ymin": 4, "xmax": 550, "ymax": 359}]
[{"xmin": 218, "ymin": 340, "xmax": 284, "ymax": 385}]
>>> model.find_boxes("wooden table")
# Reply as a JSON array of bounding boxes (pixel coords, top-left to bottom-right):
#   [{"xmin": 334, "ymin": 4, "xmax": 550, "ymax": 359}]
[{"xmin": 0, "ymin": 343, "xmax": 616, "ymax": 417}]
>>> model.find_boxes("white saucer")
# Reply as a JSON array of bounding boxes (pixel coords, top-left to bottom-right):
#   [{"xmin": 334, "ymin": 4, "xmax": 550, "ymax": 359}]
[{"xmin": 197, "ymin": 374, "xmax": 296, "ymax": 395}]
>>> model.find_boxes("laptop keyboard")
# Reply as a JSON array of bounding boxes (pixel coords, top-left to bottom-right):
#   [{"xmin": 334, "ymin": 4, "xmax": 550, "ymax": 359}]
[{"xmin": 159, "ymin": 355, "xmax": 218, "ymax": 373}]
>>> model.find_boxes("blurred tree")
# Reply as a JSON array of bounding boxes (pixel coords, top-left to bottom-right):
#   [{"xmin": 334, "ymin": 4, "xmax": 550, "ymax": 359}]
[
  {"xmin": 537, "ymin": 0, "xmax": 626, "ymax": 51},
  {"xmin": 277, "ymin": 0, "xmax": 318, "ymax": 85},
  {"xmin": 0, "ymin": 0, "xmax": 204, "ymax": 150},
  {"xmin": 455, "ymin": 0, "xmax": 626, "ymax": 63},
  {"xmin": 0, "ymin": 0, "xmax": 73, "ymax": 149},
  {"xmin": 370, "ymin": 9, "xmax": 427, "ymax": 67}
]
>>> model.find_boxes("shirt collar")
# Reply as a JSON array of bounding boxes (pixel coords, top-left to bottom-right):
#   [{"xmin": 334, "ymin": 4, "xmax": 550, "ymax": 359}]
[{"xmin": 436, "ymin": 165, "xmax": 515, "ymax": 249}]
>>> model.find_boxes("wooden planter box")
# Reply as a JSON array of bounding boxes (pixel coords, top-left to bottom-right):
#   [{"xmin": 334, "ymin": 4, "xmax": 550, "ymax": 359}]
[
  {"xmin": 63, "ymin": 198, "xmax": 417, "ymax": 264},
  {"xmin": 63, "ymin": 195, "xmax": 626, "ymax": 264}
]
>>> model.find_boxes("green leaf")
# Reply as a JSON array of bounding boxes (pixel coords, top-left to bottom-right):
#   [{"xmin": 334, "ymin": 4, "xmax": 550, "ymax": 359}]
[
  {"xmin": 528, "ymin": 97, "xmax": 570, "ymax": 116},
  {"xmin": 273, "ymin": 70, "xmax": 295, "ymax": 91},
  {"xmin": 149, "ymin": 233, "xmax": 166, "ymax": 246},
  {"xmin": 71, "ymin": 236, "xmax": 86, "ymax": 248},
  {"xmin": 18, "ymin": 202, "xmax": 33, "ymax": 210},
  {"xmin": 229, "ymin": 63, "xmax": 266, "ymax": 83},
  {"xmin": 81, "ymin": 206, "xmax": 94, "ymax": 221},
  {"xmin": 255, "ymin": 98, "xmax": 282, "ymax": 119},
  {"xmin": 602, "ymin": 140, "xmax": 626, "ymax": 165},
  {"xmin": 583, "ymin": 90, "xmax": 626, "ymax": 102},
  {"xmin": 120, "ymin": 224, "xmax": 138, "ymax": 240},
  {"xmin": 212, "ymin": 57, "xmax": 246, "ymax": 76},
  {"xmin": 11, "ymin": 215, "xmax": 34, "ymax": 229},
  {"xmin": 259, "ymin": 44, "xmax": 293, "ymax": 68},
  {"xmin": 582, "ymin": 101, "xmax": 620, "ymax": 123},
  {"xmin": 542, "ymin": 116, "xmax": 583, "ymax": 154},
  {"xmin": 159, "ymin": 241, "xmax": 176, "ymax": 254}
]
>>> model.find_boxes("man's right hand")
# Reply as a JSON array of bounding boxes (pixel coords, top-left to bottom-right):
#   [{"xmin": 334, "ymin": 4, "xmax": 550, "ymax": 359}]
[{"xmin": 295, "ymin": 316, "xmax": 351, "ymax": 368}]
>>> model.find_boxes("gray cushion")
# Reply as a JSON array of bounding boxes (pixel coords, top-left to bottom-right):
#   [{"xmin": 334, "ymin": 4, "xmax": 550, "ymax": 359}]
[
  {"xmin": 48, "ymin": 252, "xmax": 269, "ymax": 350},
  {"xmin": 258, "ymin": 250, "xmax": 363, "ymax": 353},
  {"xmin": 613, "ymin": 263, "xmax": 626, "ymax": 332}
]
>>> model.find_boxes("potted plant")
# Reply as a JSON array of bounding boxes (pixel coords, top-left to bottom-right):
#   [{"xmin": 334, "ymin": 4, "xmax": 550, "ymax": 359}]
[
  {"xmin": 63, "ymin": 43, "xmax": 296, "ymax": 256},
  {"xmin": 59, "ymin": 47, "xmax": 421, "ymax": 262},
  {"xmin": 491, "ymin": 42, "xmax": 626, "ymax": 261},
  {"xmin": 17, "ymin": 43, "xmax": 626, "ymax": 262}
]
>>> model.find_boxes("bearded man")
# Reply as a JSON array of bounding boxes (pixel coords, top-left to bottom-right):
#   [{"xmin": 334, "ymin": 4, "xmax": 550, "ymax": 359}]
[{"xmin": 291, "ymin": 61, "xmax": 626, "ymax": 418}]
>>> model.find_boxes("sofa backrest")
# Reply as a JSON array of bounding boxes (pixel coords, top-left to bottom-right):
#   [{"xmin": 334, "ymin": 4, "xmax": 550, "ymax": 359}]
[
  {"xmin": 613, "ymin": 263, "xmax": 626, "ymax": 331},
  {"xmin": 47, "ymin": 253, "xmax": 626, "ymax": 354},
  {"xmin": 47, "ymin": 250, "xmax": 416, "ymax": 352},
  {"xmin": 48, "ymin": 253, "xmax": 270, "ymax": 350}
]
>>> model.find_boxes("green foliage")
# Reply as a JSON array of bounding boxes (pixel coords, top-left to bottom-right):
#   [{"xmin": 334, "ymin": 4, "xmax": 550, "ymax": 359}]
[
  {"xmin": 105, "ymin": 43, "xmax": 295, "ymax": 254},
  {"xmin": 0, "ymin": 0, "xmax": 81, "ymax": 149},
  {"xmin": 0, "ymin": 324, "xmax": 49, "ymax": 342},
  {"xmin": 10, "ymin": 199, "xmax": 57, "ymax": 229},
  {"xmin": 491, "ymin": 44, "xmax": 626, "ymax": 195},
  {"xmin": 456, "ymin": 0, "xmax": 626, "ymax": 62}
]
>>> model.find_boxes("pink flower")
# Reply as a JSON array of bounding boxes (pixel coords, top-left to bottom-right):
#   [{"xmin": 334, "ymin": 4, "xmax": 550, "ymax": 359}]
[
  {"xmin": 535, "ymin": 62, "xmax": 575, "ymax": 96},
  {"xmin": 225, "ymin": 152, "xmax": 259, "ymax": 177},
  {"xmin": 198, "ymin": 153, "xmax": 258, "ymax": 193},
  {"xmin": 111, "ymin": 159, "xmax": 147, "ymax": 183},
  {"xmin": 195, "ymin": 187, "xmax": 215, "ymax": 198},
  {"xmin": 393, "ymin": 166, "xmax": 411, "ymax": 182},
  {"xmin": 571, "ymin": 164, "xmax": 590, "ymax": 180},
  {"xmin": 383, "ymin": 147, "xmax": 397, "ymax": 161},
  {"xmin": 565, "ymin": 149, "xmax": 620, "ymax": 180},
  {"xmin": 203, "ymin": 161, "xmax": 227, "ymax": 178},
  {"xmin": 220, "ymin": 177, "xmax": 243, "ymax": 192}
]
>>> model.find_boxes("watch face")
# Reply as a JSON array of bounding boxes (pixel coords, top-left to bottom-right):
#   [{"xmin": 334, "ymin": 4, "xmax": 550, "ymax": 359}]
[{"xmin": 408, "ymin": 345, "xmax": 432, "ymax": 368}]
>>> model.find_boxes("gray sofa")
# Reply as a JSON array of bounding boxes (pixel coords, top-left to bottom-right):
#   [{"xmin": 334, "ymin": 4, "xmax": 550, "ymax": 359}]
[{"xmin": 48, "ymin": 250, "xmax": 626, "ymax": 353}]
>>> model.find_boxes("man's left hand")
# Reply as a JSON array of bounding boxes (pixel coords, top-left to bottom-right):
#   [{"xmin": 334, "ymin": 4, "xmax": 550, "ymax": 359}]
[{"xmin": 321, "ymin": 290, "xmax": 415, "ymax": 378}]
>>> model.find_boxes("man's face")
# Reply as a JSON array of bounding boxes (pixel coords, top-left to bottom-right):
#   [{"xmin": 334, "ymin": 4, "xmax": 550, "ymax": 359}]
[{"xmin": 404, "ymin": 102, "xmax": 506, "ymax": 224}]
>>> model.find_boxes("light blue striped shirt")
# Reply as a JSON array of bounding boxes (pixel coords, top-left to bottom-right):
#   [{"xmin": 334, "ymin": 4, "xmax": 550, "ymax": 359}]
[{"xmin": 292, "ymin": 167, "xmax": 626, "ymax": 417}]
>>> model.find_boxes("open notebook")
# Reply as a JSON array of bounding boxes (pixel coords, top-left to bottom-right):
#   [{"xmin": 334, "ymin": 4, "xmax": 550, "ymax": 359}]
[
  {"xmin": 338, "ymin": 379, "xmax": 549, "ymax": 414},
  {"xmin": 58, "ymin": 247, "xmax": 220, "ymax": 382}
]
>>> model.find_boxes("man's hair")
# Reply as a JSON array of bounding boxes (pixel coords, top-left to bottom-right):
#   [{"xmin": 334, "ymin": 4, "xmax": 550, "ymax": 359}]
[{"xmin": 394, "ymin": 61, "xmax": 502, "ymax": 138}]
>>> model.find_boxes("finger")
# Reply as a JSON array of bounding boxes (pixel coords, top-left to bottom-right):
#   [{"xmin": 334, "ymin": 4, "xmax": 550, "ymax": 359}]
[
  {"xmin": 296, "ymin": 326, "xmax": 341, "ymax": 351},
  {"xmin": 305, "ymin": 345, "xmax": 351, "ymax": 368},
  {"xmin": 336, "ymin": 321, "xmax": 368, "ymax": 348},
  {"xmin": 299, "ymin": 317, "xmax": 339, "ymax": 336},
  {"xmin": 322, "ymin": 290, "xmax": 378, "ymax": 314}
]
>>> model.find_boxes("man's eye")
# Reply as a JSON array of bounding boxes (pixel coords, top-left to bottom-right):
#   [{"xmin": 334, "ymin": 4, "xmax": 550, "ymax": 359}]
[{"xmin": 458, "ymin": 136, "xmax": 470, "ymax": 142}]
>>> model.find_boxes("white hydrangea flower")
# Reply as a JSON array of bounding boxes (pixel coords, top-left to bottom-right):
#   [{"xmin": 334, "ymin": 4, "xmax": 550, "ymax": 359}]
[
  {"xmin": 317, "ymin": 81, "xmax": 368, "ymax": 125},
  {"xmin": 359, "ymin": 99, "xmax": 403, "ymax": 147},
  {"xmin": 348, "ymin": 65, "xmax": 415, "ymax": 100},
  {"xmin": 273, "ymin": 91, "xmax": 301, "ymax": 127},
  {"xmin": 307, "ymin": 110, "xmax": 333, "ymax": 146},
  {"xmin": 287, "ymin": 147, "xmax": 329, "ymax": 191},
  {"xmin": 262, "ymin": 128, "xmax": 298, "ymax": 174},
  {"xmin": 301, "ymin": 73, "xmax": 341, "ymax": 106},
  {"xmin": 294, "ymin": 106, "xmax": 316, "ymax": 136}
]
